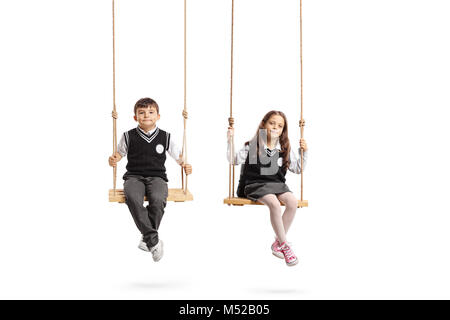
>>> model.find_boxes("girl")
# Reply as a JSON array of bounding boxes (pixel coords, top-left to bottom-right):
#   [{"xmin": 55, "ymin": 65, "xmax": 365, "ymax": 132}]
[{"xmin": 227, "ymin": 111, "xmax": 308, "ymax": 266}]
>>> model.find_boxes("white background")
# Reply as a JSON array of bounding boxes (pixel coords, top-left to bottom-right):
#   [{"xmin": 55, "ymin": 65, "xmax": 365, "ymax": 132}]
[{"xmin": 0, "ymin": 0, "xmax": 449, "ymax": 299}]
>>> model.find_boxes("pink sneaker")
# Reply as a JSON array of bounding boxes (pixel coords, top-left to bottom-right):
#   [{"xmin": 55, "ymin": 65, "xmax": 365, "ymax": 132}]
[
  {"xmin": 279, "ymin": 242, "xmax": 298, "ymax": 266},
  {"xmin": 271, "ymin": 239, "xmax": 284, "ymax": 259}
]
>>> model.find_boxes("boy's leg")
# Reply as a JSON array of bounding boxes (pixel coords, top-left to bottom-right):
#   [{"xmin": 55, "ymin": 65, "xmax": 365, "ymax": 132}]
[
  {"xmin": 144, "ymin": 177, "xmax": 168, "ymax": 248},
  {"xmin": 123, "ymin": 176, "xmax": 157, "ymax": 243}
]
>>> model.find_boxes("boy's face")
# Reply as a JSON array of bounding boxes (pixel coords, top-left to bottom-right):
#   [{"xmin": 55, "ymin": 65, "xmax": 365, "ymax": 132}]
[{"xmin": 134, "ymin": 106, "xmax": 160, "ymax": 130}]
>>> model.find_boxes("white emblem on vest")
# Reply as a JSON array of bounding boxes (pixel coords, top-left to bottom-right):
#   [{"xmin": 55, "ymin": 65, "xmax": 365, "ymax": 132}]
[
  {"xmin": 156, "ymin": 144, "xmax": 164, "ymax": 154},
  {"xmin": 277, "ymin": 157, "xmax": 283, "ymax": 167}
]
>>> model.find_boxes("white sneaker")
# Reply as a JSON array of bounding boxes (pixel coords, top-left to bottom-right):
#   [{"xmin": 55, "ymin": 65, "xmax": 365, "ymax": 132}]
[
  {"xmin": 149, "ymin": 239, "xmax": 164, "ymax": 262},
  {"xmin": 138, "ymin": 237, "xmax": 150, "ymax": 252}
]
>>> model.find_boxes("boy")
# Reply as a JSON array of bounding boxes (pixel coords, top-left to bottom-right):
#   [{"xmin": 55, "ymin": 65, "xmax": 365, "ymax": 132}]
[{"xmin": 109, "ymin": 98, "xmax": 192, "ymax": 262}]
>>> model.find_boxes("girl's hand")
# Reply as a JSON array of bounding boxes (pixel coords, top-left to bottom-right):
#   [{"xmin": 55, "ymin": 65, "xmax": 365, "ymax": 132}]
[
  {"xmin": 112, "ymin": 111, "xmax": 118, "ymax": 119},
  {"xmin": 183, "ymin": 164, "xmax": 192, "ymax": 175},
  {"xmin": 227, "ymin": 127, "xmax": 234, "ymax": 140},
  {"xmin": 300, "ymin": 138, "xmax": 308, "ymax": 151}
]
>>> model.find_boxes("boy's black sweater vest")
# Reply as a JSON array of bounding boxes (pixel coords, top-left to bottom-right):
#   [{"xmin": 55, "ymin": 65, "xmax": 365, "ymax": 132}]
[
  {"xmin": 124, "ymin": 128, "xmax": 170, "ymax": 181},
  {"xmin": 237, "ymin": 142, "xmax": 288, "ymax": 197}
]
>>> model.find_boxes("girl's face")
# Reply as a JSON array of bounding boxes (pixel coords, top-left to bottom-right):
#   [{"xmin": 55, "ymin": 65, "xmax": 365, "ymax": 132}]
[{"xmin": 264, "ymin": 114, "xmax": 285, "ymax": 140}]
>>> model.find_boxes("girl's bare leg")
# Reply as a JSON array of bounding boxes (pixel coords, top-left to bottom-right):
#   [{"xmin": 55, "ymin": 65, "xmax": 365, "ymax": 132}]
[
  {"xmin": 258, "ymin": 194, "xmax": 287, "ymax": 243},
  {"xmin": 277, "ymin": 192, "xmax": 298, "ymax": 236}
]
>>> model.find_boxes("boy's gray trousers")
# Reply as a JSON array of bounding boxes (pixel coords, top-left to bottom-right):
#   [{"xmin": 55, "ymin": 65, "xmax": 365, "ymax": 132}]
[{"xmin": 123, "ymin": 175, "xmax": 168, "ymax": 248}]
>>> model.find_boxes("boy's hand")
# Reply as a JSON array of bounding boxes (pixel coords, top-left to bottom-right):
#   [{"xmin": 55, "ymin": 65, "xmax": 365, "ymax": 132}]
[
  {"xmin": 300, "ymin": 138, "xmax": 308, "ymax": 151},
  {"xmin": 108, "ymin": 153, "xmax": 122, "ymax": 167},
  {"xmin": 227, "ymin": 127, "xmax": 234, "ymax": 140},
  {"xmin": 183, "ymin": 164, "xmax": 192, "ymax": 175}
]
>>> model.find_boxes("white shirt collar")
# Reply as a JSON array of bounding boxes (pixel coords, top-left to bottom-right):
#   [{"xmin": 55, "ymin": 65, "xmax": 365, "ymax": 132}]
[
  {"xmin": 263, "ymin": 141, "xmax": 281, "ymax": 151},
  {"xmin": 137, "ymin": 125, "xmax": 158, "ymax": 136}
]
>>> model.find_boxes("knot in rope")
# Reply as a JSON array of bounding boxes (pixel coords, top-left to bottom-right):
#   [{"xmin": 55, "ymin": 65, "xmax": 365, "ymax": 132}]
[
  {"xmin": 182, "ymin": 110, "xmax": 188, "ymax": 119},
  {"xmin": 228, "ymin": 117, "xmax": 235, "ymax": 127}
]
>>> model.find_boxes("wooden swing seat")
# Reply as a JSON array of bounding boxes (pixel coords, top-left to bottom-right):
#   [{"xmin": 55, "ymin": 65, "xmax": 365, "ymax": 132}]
[
  {"xmin": 109, "ymin": 189, "xmax": 193, "ymax": 203},
  {"xmin": 223, "ymin": 197, "xmax": 308, "ymax": 208}
]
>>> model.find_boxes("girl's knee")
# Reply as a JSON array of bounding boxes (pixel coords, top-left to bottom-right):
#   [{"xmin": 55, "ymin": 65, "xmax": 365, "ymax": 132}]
[
  {"xmin": 286, "ymin": 198, "xmax": 298, "ymax": 210},
  {"xmin": 280, "ymin": 193, "xmax": 297, "ymax": 208},
  {"xmin": 267, "ymin": 201, "xmax": 282, "ymax": 214}
]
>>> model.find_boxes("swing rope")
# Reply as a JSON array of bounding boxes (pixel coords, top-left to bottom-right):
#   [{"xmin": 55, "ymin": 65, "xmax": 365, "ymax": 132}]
[
  {"xmin": 111, "ymin": 0, "xmax": 189, "ymax": 197},
  {"xmin": 112, "ymin": 0, "xmax": 117, "ymax": 196},
  {"xmin": 226, "ymin": 0, "xmax": 305, "ymax": 204},
  {"xmin": 228, "ymin": 0, "xmax": 235, "ymax": 200},
  {"xmin": 181, "ymin": 0, "xmax": 188, "ymax": 194},
  {"xmin": 299, "ymin": 0, "xmax": 305, "ymax": 202}
]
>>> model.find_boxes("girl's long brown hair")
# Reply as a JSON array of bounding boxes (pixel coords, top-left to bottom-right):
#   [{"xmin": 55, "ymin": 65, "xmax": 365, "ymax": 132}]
[{"xmin": 246, "ymin": 110, "xmax": 291, "ymax": 170}]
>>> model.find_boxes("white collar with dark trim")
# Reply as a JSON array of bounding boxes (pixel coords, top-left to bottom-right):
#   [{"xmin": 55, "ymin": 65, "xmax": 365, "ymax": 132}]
[
  {"xmin": 136, "ymin": 126, "xmax": 159, "ymax": 143},
  {"xmin": 137, "ymin": 126, "xmax": 158, "ymax": 136},
  {"xmin": 262, "ymin": 141, "xmax": 281, "ymax": 157},
  {"xmin": 263, "ymin": 141, "xmax": 281, "ymax": 151}
]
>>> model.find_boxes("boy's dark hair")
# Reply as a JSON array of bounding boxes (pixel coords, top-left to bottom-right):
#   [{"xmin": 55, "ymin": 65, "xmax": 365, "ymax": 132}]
[{"xmin": 134, "ymin": 98, "xmax": 159, "ymax": 114}]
